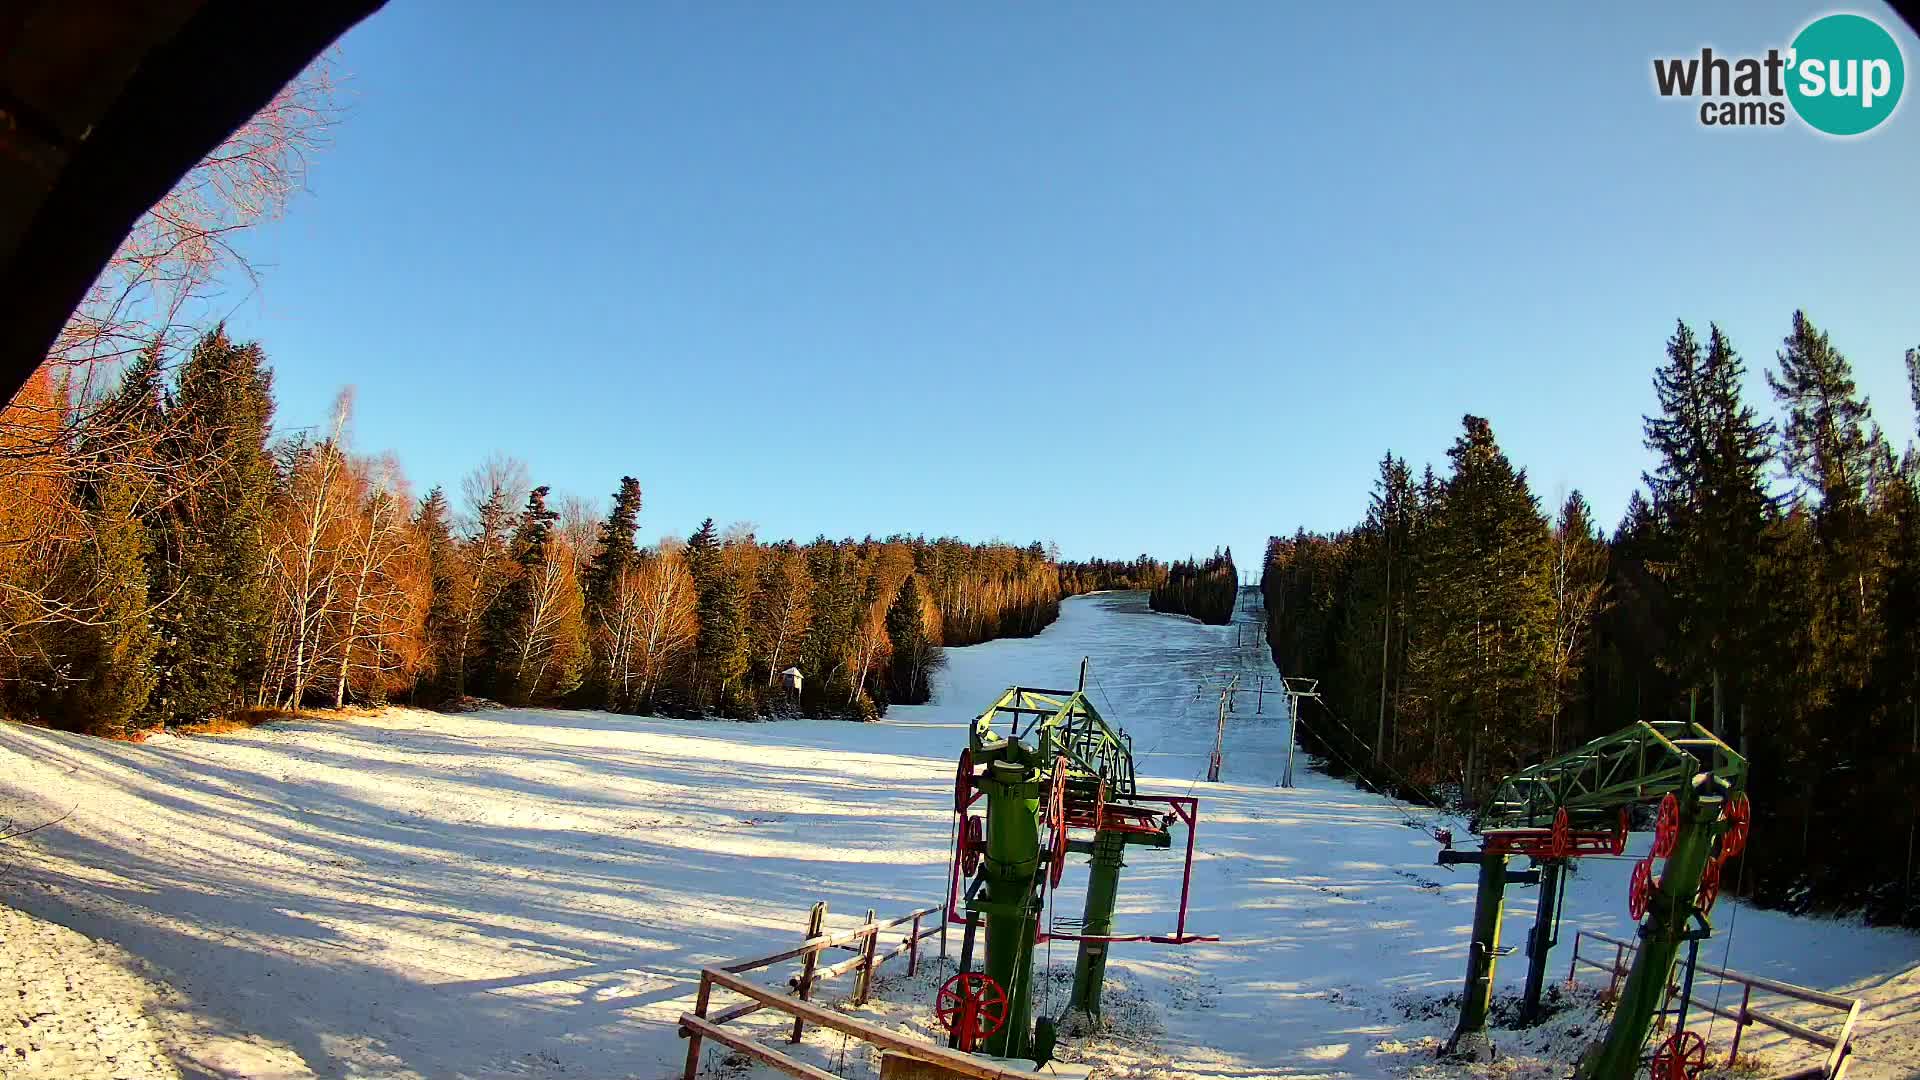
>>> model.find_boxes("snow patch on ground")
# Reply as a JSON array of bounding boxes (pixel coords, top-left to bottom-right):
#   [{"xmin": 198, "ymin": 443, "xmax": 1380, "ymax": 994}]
[
  {"xmin": 0, "ymin": 593, "xmax": 1914, "ymax": 1078},
  {"xmin": 0, "ymin": 902, "xmax": 178, "ymax": 1079}
]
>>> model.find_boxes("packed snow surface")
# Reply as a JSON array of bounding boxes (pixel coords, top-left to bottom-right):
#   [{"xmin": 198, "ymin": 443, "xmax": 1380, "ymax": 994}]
[{"xmin": 0, "ymin": 592, "xmax": 1916, "ymax": 1079}]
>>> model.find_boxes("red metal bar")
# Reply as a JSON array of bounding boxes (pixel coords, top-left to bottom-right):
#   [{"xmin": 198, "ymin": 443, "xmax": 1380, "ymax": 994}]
[
  {"xmin": 1037, "ymin": 794, "xmax": 1212, "ymax": 947},
  {"xmin": 1037, "ymin": 931, "xmax": 1220, "ymax": 944}
]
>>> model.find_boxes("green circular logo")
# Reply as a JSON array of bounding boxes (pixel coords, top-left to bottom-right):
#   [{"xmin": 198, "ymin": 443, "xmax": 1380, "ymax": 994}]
[{"xmin": 1787, "ymin": 13, "xmax": 1905, "ymax": 136}]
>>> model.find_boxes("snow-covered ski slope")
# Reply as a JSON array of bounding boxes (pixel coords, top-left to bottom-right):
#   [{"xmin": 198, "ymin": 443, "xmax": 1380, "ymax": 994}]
[{"xmin": 0, "ymin": 592, "xmax": 1916, "ymax": 1079}]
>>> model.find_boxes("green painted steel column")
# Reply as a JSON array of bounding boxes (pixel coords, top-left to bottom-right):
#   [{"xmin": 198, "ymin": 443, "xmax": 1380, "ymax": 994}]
[
  {"xmin": 1579, "ymin": 802, "xmax": 1720, "ymax": 1080},
  {"xmin": 1068, "ymin": 829, "xmax": 1127, "ymax": 1016},
  {"xmin": 1520, "ymin": 860, "xmax": 1564, "ymax": 1025},
  {"xmin": 1447, "ymin": 852, "xmax": 1510, "ymax": 1053},
  {"xmin": 977, "ymin": 760, "xmax": 1042, "ymax": 1060}
]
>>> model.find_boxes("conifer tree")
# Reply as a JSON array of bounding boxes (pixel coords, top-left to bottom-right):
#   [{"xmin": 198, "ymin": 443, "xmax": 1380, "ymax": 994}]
[
  {"xmin": 1642, "ymin": 321, "xmax": 1777, "ymax": 732},
  {"xmin": 1769, "ymin": 312, "xmax": 1884, "ymax": 693},
  {"xmin": 885, "ymin": 574, "xmax": 942, "ymax": 704},
  {"xmin": 482, "ymin": 486, "xmax": 557, "ymax": 702},
  {"xmin": 143, "ymin": 327, "xmax": 275, "ymax": 725},
  {"xmin": 1423, "ymin": 415, "xmax": 1553, "ymax": 790},
  {"xmin": 684, "ymin": 518, "xmax": 752, "ymax": 712},
  {"xmin": 49, "ymin": 475, "xmax": 160, "ymax": 736},
  {"xmin": 582, "ymin": 477, "xmax": 643, "ymax": 704},
  {"xmin": 414, "ymin": 487, "xmax": 460, "ymax": 697},
  {"xmin": 583, "ymin": 477, "xmax": 642, "ymax": 619}
]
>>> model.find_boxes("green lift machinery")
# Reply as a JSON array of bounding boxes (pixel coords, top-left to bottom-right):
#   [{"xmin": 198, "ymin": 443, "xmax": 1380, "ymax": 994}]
[
  {"xmin": 938, "ymin": 666, "xmax": 1214, "ymax": 1063},
  {"xmin": 1437, "ymin": 717, "xmax": 1751, "ymax": 1080}
]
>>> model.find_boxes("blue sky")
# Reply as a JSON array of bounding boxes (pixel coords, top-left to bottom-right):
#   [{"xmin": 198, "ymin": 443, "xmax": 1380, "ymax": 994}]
[{"xmin": 224, "ymin": 2, "xmax": 1920, "ymax": 568}]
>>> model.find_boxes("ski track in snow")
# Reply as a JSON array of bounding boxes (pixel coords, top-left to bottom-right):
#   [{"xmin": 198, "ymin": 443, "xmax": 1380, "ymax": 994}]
[{"xmin": 0, "ymin": 592, "xmax": 1915, "ymax": 1079}]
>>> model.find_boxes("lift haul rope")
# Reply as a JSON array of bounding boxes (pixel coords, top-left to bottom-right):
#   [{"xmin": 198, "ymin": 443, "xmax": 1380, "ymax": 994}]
[{"xmin": 1290, "ymin": 709, "xmax": 1451, "ymax": 843}]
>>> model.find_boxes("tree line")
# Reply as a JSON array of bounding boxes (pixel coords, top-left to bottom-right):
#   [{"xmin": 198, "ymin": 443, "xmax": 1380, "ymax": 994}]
[
  {"xmin": 1261, "ymin": 312, "xmax": 1920, "ymax": 923},
  {"xmin": 1058, "ymin": 556, "xmax": 1169, "ymax": 596},
  {"xmin": 1150, "ymin": 549, "xmax": 1239, "ymax": 625},
  {"xmin": 0, "ymin": 327, "xmax": 1089, "ymax": 734}
]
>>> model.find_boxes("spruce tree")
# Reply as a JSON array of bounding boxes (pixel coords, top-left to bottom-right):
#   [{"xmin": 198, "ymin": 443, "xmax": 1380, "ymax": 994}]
[
  {"xmin": 414, "ymin": 487, "xmax": 460, "ymax": 699},
  {"xmin": 886, "ymin": 574, "xmax": 941, "ymax": 704},
  {"xmin": 482, "ymin": 486, "xmax": 557, "ymax": 701},
  {"xmin": 1769, "ymin": 311, "xmax": 1884, "ymax": 693},
  {"xmin": 1642, "ymin": 320, "xmax": 1777, "ymax": 732},
  {"xmin": 582, "ymin": 477, "xmax": 643, "ymax": 704},
  {"xmin": 583, "ymin": 477, "xmax": 643, "ymax": 618},
  {"xmin": 1423, "ymin": 415, "xmax": 1553, "ymax": 791},
  {"xmin": 50, "ymin": 474, "xmax": 160, "ymax": 736},
  {"xmin": 142, "ymin": 327, "xmax": 275, "ymax": 726},
  {"xmin": 685, "ymin": 519, "xmax": 744, "ymax": 712}
]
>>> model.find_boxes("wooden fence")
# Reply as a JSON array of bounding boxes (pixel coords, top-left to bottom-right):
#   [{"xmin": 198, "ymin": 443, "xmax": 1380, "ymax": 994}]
[
  {"xmin": 1566, "ymin": 929, "xmax": 1864, "ymax": 1080},
  {"xmin": 678, "ymin": 901, "xmax": 1054, "ymax": 1080}
]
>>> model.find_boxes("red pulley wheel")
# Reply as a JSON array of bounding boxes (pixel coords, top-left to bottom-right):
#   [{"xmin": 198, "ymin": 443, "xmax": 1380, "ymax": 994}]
[
  {"xmin": 1696, "ymin": 857, "xmax": 1721, "ymax": 913},
  {"xmin": 1551, "ymin": 807, "xmax": 1571, "ymax": 859},
  {"xmin": 1612, "ymin": 807, "xmax": 1630, "ymax": 856},
  {"xmin": 1653, "ymin": 793, "xmax": 1680, "ymax": 859},
  {"xmin": 954, "ymin": 748, "xmax": 975, "ymax": 814},
  {"xmin": 960, "ymin": 814, "xmax": 985, "ymax": 877},
  {"xmin": 934, "ymin": 972, "xmax": 1008, "ymax": 1052},
  {"xmin": 1721, "ymin": 793, "xmax": 1751, "ymax": 860},
  {"xmin": 1628, "ymin": 856, "xmax": 1656, "ymax": 921},
  {"xmin": 1046, "ymin": 755, "xmax": 1069, "ymax": 888},
  {"xmin": 1049, "ymin": 812, "xmax": 1068, "ymax": 887},
  {"xmin": 1651, "ymin": 1030, "xmax": 1708, "ymax": 1080}
]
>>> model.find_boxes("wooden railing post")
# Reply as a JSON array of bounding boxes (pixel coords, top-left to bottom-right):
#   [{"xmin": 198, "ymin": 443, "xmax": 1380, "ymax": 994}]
[
  {"xmin": 854, "ymin": 908, "xmax": 879, "ymax": 1005},
  {"xmin": 683, "ymin": 971, "xmax": 713, "ymax": 1080},
  {"xmin": 790, "ymin": 901, "xmax": 827, "ymax": 1044},
  {"xmin": 1825, "ymin": 1000, "xmax": 1861, "ymax": 1080},
  {"xmin": 1728, "ymin": 983, "xmax": 1752, "ymax": 1065},
  {"xmin": 908, "ymin": 912, "xmax": 923, "ymax": 977}
]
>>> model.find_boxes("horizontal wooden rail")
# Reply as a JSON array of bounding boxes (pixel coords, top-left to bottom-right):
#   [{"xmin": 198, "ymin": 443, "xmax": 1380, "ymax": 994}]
[
  {"xmin": 793, "ymin": 923, "xmax": 942, "ymax": 991},
  {"xmin": 682, "ymin": 900, "xmax": 957, "ymax": 1080},
  {"xmin": 681, "ymin": 1014, "xmax": 840, "ymax": 1080},
  {"xmin": 723, "ymin": 906, "xmax": 939, "ymax": 976},
  {"xmin": 696, "ymin": 967, "xmax": 1050, "ymax": 1080},
  {"xmin": 1566, "ymin": 929, "xmax": 1863, "ymax": 1080},
  {"xmin": 1746, "ymin": 1006, "xmax": 1840, "ymax": 1050}
]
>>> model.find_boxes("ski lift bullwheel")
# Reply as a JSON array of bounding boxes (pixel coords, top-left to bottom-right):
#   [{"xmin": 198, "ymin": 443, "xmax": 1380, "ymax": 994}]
[
  {"xmin": 1628, "ymin": 856, "xmax": 1656, "ymax": 921},
  {"xmin": 935, "ymin": 972, "xmax": 1008, "ymax": 1052},
  {"xmin": 1045, "ymin": 755, "xmax": 1068, "ymax": 888},
  {"xmin": 1651, "ymin": 1029, "xmax": 1708, "ymax": 1080},
  {"xmin": 1720, "ymin": 793, "xmax": 1751, "ymax": 861},
  {"xmin": 1550, "ymin": 807, "xmax": 1571, "ymax": 858},
  {"xmin": 1653, "ymin": 793, "xmax": 1680, "ymax": 858},
  {"xmin": 954, "ymin": 748, "xmax": 975, "ymax": 814},
  {"xmin": 960, "ymin": 814, "xmax": 985, "ymax": 877}
]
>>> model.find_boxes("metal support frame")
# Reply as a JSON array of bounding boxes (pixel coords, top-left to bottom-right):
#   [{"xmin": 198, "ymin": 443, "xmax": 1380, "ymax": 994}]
[
  {"xmin": 1068, "ymin": 830, "xmax": 1126, "ymax": 1015},
  {"xmin": 953, "ymin": 671, "xmax": 1217, "ymax": 1061},
  {"xmin": 1520, "ymin": 860, "xmax": 1566, "ymax": 1025},
  {"xmin": 1439, "ymin": 849, "xmax": 1540, "ymax": 1052},
  {"xmin": 972, "ymin": 758, "xmax": 1044, "ymax": 1060},
  {"xmin": 1441, "ymin": 716, "xmax": 1747, "ymax": 1078},
  {"xmin": 1578, "ymin": 783, "xmax": 1727, "ymax": 1080}
]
